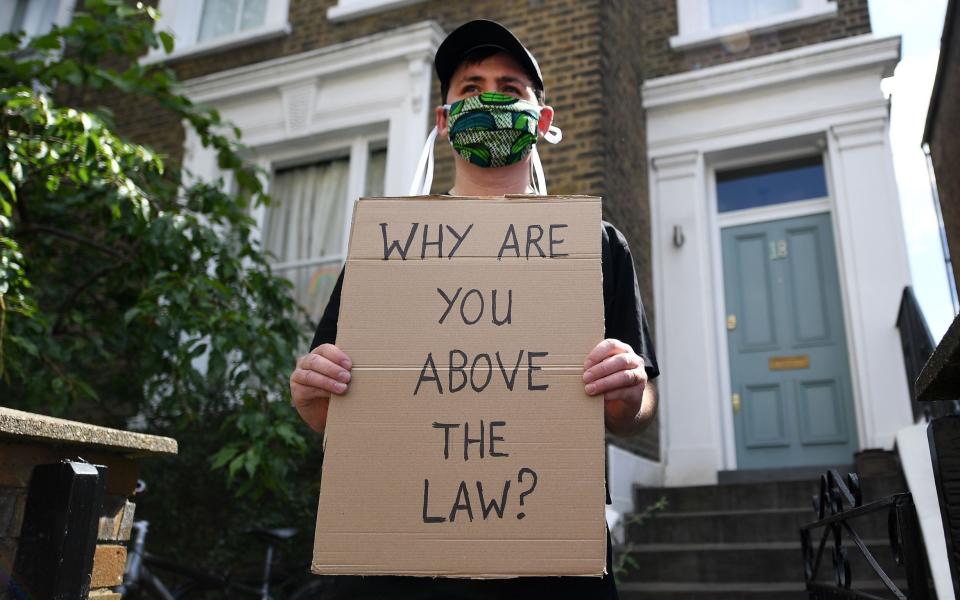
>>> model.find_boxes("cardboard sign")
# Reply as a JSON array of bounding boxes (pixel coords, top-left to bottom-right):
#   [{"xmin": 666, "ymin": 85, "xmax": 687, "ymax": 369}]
[{"xmin": 312, "ymin": 195, "xmax": 606, "ymax": 578}]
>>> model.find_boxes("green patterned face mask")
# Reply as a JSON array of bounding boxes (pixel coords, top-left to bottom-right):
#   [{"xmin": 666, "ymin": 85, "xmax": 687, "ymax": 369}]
[{"xmin": 445, "ymin": 92, "xmax": 541, "ymax": 168}]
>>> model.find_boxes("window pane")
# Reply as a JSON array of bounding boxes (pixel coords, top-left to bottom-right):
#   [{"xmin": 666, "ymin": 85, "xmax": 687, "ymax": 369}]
[
  {"xmin": 198, "ymin": 0, "xmax": 240, "ymax": 42},
  {"xmin": 240, "ymin": 0, "xmax": 267, "ymax": 31},
  {"xmin": 265, "ymin": 158, "xmax": 350, "ymax": 320},
  {"xmin": 710, "ymin": 0, "xmax": 751, "ymax": 27},
  {"xmin": 710, "ymin": 0, "xmax": 799, "ymax": 27},
  {"xmin": 716, "ymin": 156, "xmax": 828, "ymax": 213},
  {"xmin": 755, "ymin": 0, "xmax": 800, "ymax": 19},
  {"xmin": 365, "ymin": 148, "xmax": 387, "ymax": 197}
]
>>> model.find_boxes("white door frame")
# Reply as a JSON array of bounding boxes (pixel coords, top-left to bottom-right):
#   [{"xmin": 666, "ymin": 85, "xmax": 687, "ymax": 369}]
[
  {"xmin": 643, "ymin": 34, "xmax": 911, "ymax": 485},
  {"xmin": 703, "ymin": 143, "xmax": 859, "ymax": 472}
]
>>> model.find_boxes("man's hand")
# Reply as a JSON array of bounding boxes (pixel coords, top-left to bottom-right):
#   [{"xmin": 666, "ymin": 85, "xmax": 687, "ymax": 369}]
[
  {"xmin": 583, "ymin": 338, "xmax": 656, "ymax": 436},
  {"xmin": 290, "ymin": 343, "xmax": 353, "ymax": 434}
]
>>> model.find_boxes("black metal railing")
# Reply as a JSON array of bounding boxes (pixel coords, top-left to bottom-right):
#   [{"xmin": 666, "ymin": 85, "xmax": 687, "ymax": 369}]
[
  {"xmin": 800, "ymin": 469, "xmax": 931, "ymax": 599},
  {"xmin": 896, "ymin": 286, "xmax": 946, "ymax": 421}
]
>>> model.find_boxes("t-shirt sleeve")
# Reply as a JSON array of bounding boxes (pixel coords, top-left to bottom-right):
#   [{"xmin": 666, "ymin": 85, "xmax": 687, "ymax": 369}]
[
  {"xmin": 604, "ymin": 225, "xmax": 660, "ymax": 380},
  {"xmin": 310, "ymin": 267, "xmax": 344, "ymax": 350}
]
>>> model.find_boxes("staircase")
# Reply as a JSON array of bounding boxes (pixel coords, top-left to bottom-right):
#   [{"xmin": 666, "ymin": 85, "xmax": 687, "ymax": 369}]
[{"xmin": 616, "ymin": 473, "xmax": 908, "ymax": 599}]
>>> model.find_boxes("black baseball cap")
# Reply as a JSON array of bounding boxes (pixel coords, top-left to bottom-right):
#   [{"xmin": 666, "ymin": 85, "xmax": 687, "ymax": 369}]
[{"xmin": 435, "ymin": 20, "xmax": 545, "ymax": 98}]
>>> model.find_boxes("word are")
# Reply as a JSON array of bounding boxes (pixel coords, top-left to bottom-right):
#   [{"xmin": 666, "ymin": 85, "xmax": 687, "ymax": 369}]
[{"xmin": 414, "ymin": 350, "xmax": 549, "ymax": 395}]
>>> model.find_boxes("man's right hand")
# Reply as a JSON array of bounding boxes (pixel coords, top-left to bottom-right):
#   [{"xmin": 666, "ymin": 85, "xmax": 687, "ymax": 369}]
[{"xmin": 290, "ymin": 343, "xmax": 353, "ymax": 434}]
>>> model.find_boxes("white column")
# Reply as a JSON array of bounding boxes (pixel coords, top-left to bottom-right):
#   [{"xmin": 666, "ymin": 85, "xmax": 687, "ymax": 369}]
[
  {"xmin": 384, "ymin": 56, "xmax": 433, "ymax": 196},
  {"xmin": 651, "ymin": 151, "xmax": 725, "ymax": 486},
  {"xmin": 828, "ymin": 117, "xmax": 913, "ymax": 450}
]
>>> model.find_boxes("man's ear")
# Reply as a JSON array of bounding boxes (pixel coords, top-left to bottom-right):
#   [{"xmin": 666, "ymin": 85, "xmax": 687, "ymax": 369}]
[
  {"xmin": 435, "ymin": 105, "xmax": 449, "ymax": 138},
  {"xmin": 537, "ymin": 105, "xmax": 555, "ymax": 138}
]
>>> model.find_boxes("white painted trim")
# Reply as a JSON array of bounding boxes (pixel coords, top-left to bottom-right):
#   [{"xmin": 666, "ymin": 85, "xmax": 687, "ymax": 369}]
[
  {"xmin": 143, "ymin": 0, "xmax": 291, "ymax": 65},
  {"xmin": 671, "ymin": 0, "xmax": 838, "ymax": 50},
  {"xmin": 705, "ymin": 163, "xmax": 737, "ymax": 471},
  {"xmin": 327, "ymin": 0, "xmax": 428, "ymax": 22},
  {"xmin": 647, "ymin": 35, "xmax": 911, "ymax": 485},
  {"xmin": 645, "ymin": 34, "xmax": 900, "ymax": 110},
  {"xmin": 178, "ymin": 23, "xmax": 440, "ymax": 284},
  {"xmin": 181, "ymin": 21, "xmax": 445, "ymax": 103},
  {"xmin": 715, "ymin": 197, "xmax": 831, "ymax": 228},
  {"xmin": 897, "ymin": 423, "xmax": 958, "ymax": 600},
  {"xmin": 608, "ymin": 445, "xmax": 663, "ymax": 509},
  {"xmin": 706, "ymin": 148, "xmax": 833, "ymax": 473},
  {"xmin": 142, "ymin": 22, "xmax": 290, "ymax": 65}
]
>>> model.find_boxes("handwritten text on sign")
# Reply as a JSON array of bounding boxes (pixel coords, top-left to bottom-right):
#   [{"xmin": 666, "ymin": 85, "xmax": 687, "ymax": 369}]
[{"xmin": 312, "ymin": 196, "xmax": 605, "ymax": 578}]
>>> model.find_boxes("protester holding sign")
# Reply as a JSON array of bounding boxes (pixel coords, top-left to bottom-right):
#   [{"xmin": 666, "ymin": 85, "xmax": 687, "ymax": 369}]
[{"xmin": 290, "ymin": 19, "xmax": 659, "ymax": 599}]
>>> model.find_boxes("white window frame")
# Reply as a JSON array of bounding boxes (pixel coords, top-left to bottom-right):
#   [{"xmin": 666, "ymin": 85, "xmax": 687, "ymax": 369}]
[
  {"xmin": 253, "ymin": 133, "xmax": 387, "ymax": 279},
  {"xmin": 143, "ymin": 0, "xmax": 291, "ymax": 64},
  {"xmin": 1, "ymin": 0, "xmax": 76, "ymax": 38},
  {"xmin": 326, "ymin": 0, "xmax": 428, "ymax": 22},
  {"xmin": 670, "ymin": 0, "xmax": 838, "ymax": 50},
  {"xmin": 713, "ymin": 148, "xmax": 832, "ymax": 228}
]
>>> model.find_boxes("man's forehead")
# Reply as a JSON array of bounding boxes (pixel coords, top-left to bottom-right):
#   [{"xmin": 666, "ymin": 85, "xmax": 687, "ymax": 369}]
[{"xmin": 451, "ymin": 53, "xmax": 534, "ymax": 85}]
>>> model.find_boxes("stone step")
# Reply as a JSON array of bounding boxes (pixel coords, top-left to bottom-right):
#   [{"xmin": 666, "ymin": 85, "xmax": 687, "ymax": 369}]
[
  {"xmin": 633, "ymin": 475, "xmax": 905, "ymax": 514},
  {"xmin": 625, "ymin": 505, "xmax": 890, "ymax": 544},
  {"xmin": 615, "ymin": 540, "xmax": 905, "ymax": 584},
  {"xmin": 617, "ymin": 580, "xmax": 909, "ymax": 600}
]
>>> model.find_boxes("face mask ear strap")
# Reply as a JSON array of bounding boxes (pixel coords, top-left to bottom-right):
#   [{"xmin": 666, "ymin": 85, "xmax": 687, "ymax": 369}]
[
  {"xmin": 531, "ymin": 145, "xmax": 547, "ymax": 196},
  {"xmin": 408, "ymin": 125, "xmax": 439, "ymax": 196},
  {"xmin": 543, "ymin": 125, "xmax": 562, "ymax": 144}
]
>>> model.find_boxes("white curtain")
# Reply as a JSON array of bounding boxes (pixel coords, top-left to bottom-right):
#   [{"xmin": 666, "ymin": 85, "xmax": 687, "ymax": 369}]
[
  {"xmin": 365, "ymin": 149, "xmax": 387, "ymax": 197},
  {"xmin": 709, "ymin": 0, "xmax": 799, "ymax": 28},
  {"xmin": 265, "ymin": 158, "xmax": 350, "ymax": 321}
]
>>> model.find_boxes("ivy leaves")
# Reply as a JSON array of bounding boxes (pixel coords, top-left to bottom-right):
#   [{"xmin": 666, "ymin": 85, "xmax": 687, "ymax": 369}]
[{"xmin": 0, "ymin": 0, "xmax": 311, "ymax": 500}]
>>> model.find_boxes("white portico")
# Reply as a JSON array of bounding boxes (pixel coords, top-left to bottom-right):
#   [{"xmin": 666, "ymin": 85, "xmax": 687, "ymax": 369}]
[{"xmin": 644, "ymin": 34, "xmax": 914, "ymax": 486}]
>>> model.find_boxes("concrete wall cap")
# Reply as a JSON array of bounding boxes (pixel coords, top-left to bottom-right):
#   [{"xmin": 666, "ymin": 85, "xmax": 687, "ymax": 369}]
[{"xmin": 0, "ymin": 407, "xmax": 178, "ymax": 456}]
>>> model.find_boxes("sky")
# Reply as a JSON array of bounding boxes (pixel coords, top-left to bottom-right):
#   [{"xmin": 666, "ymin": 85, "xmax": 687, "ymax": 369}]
[{"xmin": 869, "ymin": 0, "xmax": 955, "ymax": 342}]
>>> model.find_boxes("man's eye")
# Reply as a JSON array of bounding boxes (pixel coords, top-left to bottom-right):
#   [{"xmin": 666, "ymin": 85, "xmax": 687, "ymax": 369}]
[
  {"xmin": 462, "ymin": 84, "xmax": 480, "ymax": 93},
  {"xmin": 502, "ymin": 86, "xmax": 522, "ymax": 96}
]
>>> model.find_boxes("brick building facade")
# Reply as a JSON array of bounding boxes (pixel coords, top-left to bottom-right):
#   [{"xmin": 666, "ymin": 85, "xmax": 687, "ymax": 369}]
[
  {"xmin": 19, "ymin": 0, "xmax": 913, "ymax": 491},
  {"xmin": 924, "ymin": 0, "xmax": 960, "ymax": 307}
]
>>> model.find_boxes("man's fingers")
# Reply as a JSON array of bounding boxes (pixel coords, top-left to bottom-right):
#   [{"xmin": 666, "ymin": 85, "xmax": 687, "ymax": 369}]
[
  {"xmin": 585, "ymin": 367, "xmax": 646, "ymax": 396},
  {"xmin": 291, "ymin": 368, "xmax": 348, "ymax": 395},
  {"xmin": 584, "ymin": 338, "xmax": 633, "ymax": 369},
  {"xmin": 584, "ymin": 352, "xmax": 644, "ymax": 384},
  {"xmin": 310, "ymin": 343, "xmax": 352, "ymax": 370},
  {"xmin": 298, "ymin": 353, "xmax": 351, "ymax": 383},
  {"xmin": 290, "ymin": 380, "xmax": 325, "ymax": 405}
]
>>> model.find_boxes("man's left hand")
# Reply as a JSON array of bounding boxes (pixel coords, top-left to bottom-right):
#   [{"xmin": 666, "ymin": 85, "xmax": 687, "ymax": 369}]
[{"xmin": 583, "ymin": 338, "xmax": 648, "ymax": 433}]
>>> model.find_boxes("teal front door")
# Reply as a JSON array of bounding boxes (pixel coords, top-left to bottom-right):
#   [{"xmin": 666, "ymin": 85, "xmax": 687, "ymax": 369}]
[{"xmin": 722, "ymin": 213, "xmax": 858, "ymax": 470}]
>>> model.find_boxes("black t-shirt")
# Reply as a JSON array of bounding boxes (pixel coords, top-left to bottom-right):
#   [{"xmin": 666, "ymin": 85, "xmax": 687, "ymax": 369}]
[{"xmin": 309, "ymin": 220, "xmax": 659, "ymax": 600}]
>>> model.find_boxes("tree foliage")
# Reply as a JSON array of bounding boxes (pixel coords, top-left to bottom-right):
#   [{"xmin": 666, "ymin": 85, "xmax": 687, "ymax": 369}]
[{"xmin": 0, "ymin": 0, "xmax": 314, "ymax": 502}]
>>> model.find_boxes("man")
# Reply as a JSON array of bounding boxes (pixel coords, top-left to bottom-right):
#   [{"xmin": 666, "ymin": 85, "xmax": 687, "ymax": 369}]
[{"xmin": 290, "ymin": 19, "xmax": 659, "ymax": 599}]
